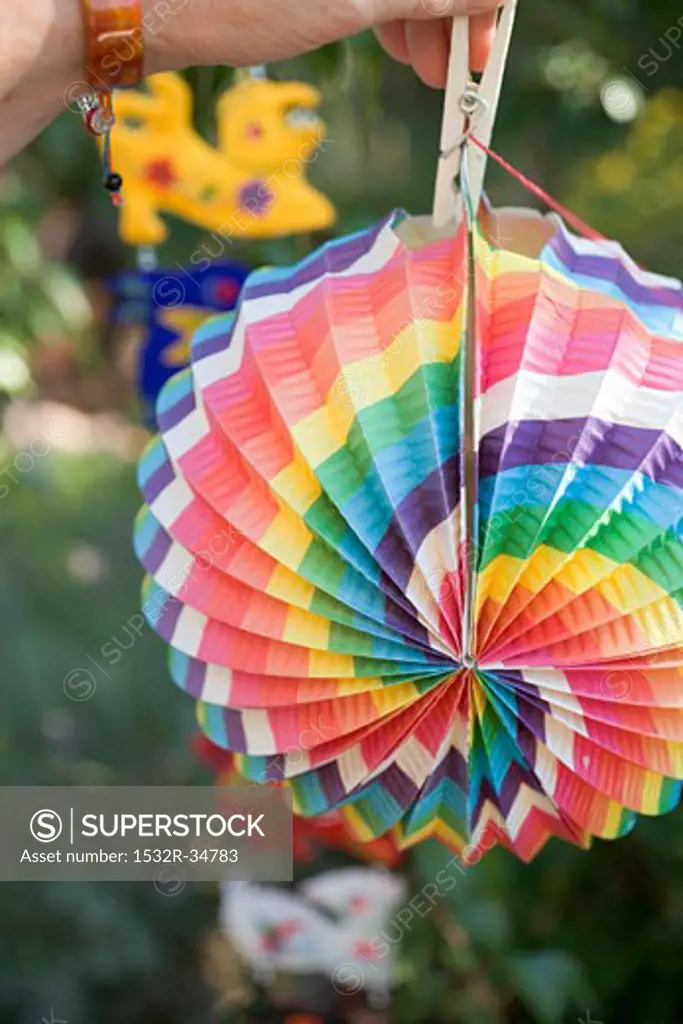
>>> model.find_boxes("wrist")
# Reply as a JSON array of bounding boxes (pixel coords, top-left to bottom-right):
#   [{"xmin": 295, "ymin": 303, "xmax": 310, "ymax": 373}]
[
  {"xmin": 0, "ymin": 0, "xmax": 79, "ymax": 161},
  {"xmin": 0, "ymin": 0, "xmax": 181, "ymax": 163},
  {"xmin": 3, "ymin": 0, "xmax": 177, "ymax": 102},
  {"xmin": 0, "ymin": 0, "xmax": 81, "ymax": 99}
]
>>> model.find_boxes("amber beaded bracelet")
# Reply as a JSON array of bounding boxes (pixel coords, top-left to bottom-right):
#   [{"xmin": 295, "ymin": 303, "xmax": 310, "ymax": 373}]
[
  {"xmin": 78, "ymin": 0, "xmax": 144, "ymax": 201},
  {"xmin": 80, "ymin": 0, "xmax": 144, "ymax": 90}
]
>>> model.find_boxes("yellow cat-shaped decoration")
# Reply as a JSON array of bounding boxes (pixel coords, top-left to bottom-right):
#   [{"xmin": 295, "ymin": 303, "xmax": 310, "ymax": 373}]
[{"xmin": 110, "ymin": 73, "xmax": 336, "ymax": 247}]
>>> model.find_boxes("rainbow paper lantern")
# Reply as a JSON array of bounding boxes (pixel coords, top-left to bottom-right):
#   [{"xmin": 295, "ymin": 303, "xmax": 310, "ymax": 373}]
[{"xmin": 135, "ymin": 209, "xmax": 683, "ymax": 862}]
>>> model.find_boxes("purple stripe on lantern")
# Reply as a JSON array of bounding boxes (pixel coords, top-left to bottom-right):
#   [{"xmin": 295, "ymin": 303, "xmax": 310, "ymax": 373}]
[
  {"xmin": 382, "ymin": 593, "xmax": 433, "ymax": 648},
  {"xmin": 481, "ymin": 668, "xmax": 527, "ymax": 689},
  {"xmin": 318, "ymin": 761, "xmax": 349, "ymax": 808},
  {"xmin": 154, "ymin": 594, "xmax": 183, "ymax": 640},
  {"xmin": 158, "ymin": 388, "xmax": 197, "ymax": 433},
  {"xmin": 641, "ymin": 432, "xmax": 683, "ymax": 489},
  {"xmin": 470, "ymin": 777, "xmax": 504, "ymax": 828},
  {"xmin": 220, "ymin": 709, "xmax": 248, "ymax": 752},
  {"xmin": 499, "ymin": 760, "xmax": 544, "ymax": 815},
  {"xmin": 480, "ymin": 418, "xmax": 683, "ymax": 489},
  {"xmin": 375, "ymin": 527, "xmax": 420, "ymax": 598},
  {"xmin": 192, "ymin": 324, "xmax": 234, "ymax": 362},
  {"xmin": 375, "ymin": 454, "xmax": 461, "ymax": 589},
  {"xmin": 372, "ymin": 762, "xmax": 418, "ymax": 808},
  {"xmin": 470, "ymin": 760, "xmax": 542, "ymax": 824},
  {"xmin": 549, "ymin": 230, "xmax": 683, "ymax": 310},
  {"xmin": 184, "ymin": 657, "xmax": 208, "ymax": 699},
  {"xmin": 503, "ymin": 678, "xmax": 547, "ymax": 702},
  {"xmin": 516, "ymin": 716, "xmax": 540, "ymax": 769},
  {"xmin": 485, "ymin": 670, "xmax": 542, "ymax": 704},
  {"xmin": 513, "ymin": 695, "xmax": 549, "ymax": 746},
  {"xmin": 246, "ymin": 213, "xmax": 402, "ymax": 299},
  {"xmin": 262, "ymin": 755, "xmax": 287, "ymax": 782},
  {"xmin": 141, "ymin": 524, "xmax": 173, "ymax": 574},
  {"xmin": 422, "ymin": 745, "xmax": 468, "ymax": 792},
  {"xmin": 141, "ymin": 455, "xmax": 176, "ymax": 505},
  {"xmin": 375, "ymin": 568, "xmax": 424, "ymax": 621}
]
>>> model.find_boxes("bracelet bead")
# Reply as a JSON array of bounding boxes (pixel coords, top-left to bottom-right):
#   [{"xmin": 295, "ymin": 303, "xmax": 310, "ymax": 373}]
[{"xmin": 80, "ymin": 0, "xmax": 144, "ymax": 91}]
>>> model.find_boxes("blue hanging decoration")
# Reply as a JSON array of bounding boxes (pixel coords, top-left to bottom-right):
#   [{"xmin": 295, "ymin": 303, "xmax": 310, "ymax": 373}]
[{"xmin": 110, "ymin": 261, "xmax": 249, "ymax": 426}]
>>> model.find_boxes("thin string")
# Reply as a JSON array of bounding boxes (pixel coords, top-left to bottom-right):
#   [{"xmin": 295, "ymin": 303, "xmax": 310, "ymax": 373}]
[
  {"xmin": 459, "ymin": 142, "xmax": 477, "ymax": 227},
  {"xmin": 468, "ymin": 134, "xmax": 608, "ymax": 243},
  {"xmin": 102, "ymin": 129, "xmax": 112, "ymax": 178},
  {"xmin": 459, "ymin": 146, "xmax": 478, "ymax": 667}
]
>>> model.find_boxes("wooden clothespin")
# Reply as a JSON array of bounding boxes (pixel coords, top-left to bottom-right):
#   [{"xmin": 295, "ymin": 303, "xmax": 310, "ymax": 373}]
[{"xmin": 432, "ymin": 0, "xmax": 518, "ymax": 228}]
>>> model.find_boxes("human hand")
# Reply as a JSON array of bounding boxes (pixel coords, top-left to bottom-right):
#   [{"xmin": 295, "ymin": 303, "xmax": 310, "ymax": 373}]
[
  {"xmin": 154, "ymin": 0, "xmax": 500, "ymax": 81},
  {"xmin": 374, "ymin": 4, "xmax": 499, "ymax": 86},
  {"xmin": 1, "ymin": 0, "xmax": 501, "ymax": 162}
]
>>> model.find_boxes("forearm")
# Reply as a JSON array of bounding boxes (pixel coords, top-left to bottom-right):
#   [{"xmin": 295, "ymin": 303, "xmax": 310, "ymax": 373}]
[
  {"xmin": 0, "ymin": 0, "xmax": 79, "ymax": 161},
  {"xmin": 0, "ymin": 0, "xmax": 175, "ymax": 163}
]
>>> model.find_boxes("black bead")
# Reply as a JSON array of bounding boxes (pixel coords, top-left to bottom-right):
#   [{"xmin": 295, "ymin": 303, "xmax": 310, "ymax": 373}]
[{"xmin": 104, "ymin": 172, "xmax": 123, "ymax": 192}]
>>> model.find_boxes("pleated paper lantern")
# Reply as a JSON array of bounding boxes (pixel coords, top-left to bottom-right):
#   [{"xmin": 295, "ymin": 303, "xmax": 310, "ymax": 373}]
[{"xmin": 134, "ymin": 203, "xmax": 683, "ymax": 862}]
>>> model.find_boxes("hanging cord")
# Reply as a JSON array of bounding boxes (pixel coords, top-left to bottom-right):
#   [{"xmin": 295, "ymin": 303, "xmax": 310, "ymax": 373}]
[
  {"xmin": 467, "ymin": 135, "xmax": 608, "ymax": 243},
  {"xmin": 459, "ymin": 145, "xmax": 478, "ymax": 668},
  {"xmin": 77, "ymin": 90, "xmax": 123, "ymax": 206}
]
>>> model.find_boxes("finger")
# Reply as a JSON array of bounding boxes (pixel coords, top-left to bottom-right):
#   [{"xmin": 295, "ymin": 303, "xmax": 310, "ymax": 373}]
[
  {"xmin": 374, "ymin": 20, "xmax": 410, "ymax": 65},
  {"xmin": 469, "ymin": 9, "xmax": 497, "ymax": 70},
  {"xmin": 376, "ymin": 0, "xmax": 500, "ymax": 21},
  {"xmin": 404, "ymin": 19, "xmax": 450, "ymax": 88}
]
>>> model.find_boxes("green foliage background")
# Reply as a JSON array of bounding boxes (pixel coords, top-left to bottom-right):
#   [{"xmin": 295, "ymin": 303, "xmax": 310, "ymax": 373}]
[{"xmin": 1, "ymin": 2, "xmax": 683, "ymax": 1021}]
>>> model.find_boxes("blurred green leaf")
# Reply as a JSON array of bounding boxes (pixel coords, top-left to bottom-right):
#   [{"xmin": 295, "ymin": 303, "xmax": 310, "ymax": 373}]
[{"xmin": 503, "ymin": 951, "xmax": 587, "ymax": 1024}]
